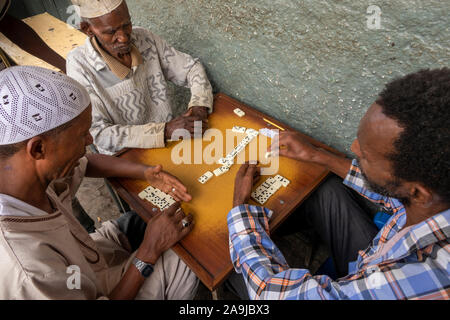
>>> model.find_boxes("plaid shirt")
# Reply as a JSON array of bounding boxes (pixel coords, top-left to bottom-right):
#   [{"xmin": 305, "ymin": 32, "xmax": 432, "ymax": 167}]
[{"xmin": 228, "ymin": 159, "xmax": 450, "ymax": 300}]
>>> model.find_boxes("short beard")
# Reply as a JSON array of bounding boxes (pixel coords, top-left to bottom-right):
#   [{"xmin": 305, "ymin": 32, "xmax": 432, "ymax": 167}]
[{"xmin": 358, "ymin": 162, "xmax": 411, "ymax": 206}]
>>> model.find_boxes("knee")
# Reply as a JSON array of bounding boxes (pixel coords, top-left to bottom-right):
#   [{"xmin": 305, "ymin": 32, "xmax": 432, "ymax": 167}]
[
  {"xmin": 313, "ymin": 174, "xmax": 348, "ymax": 202},
  {"xmin": 162, "ymin": 250, "xmax": 199, "ymax": 300}
]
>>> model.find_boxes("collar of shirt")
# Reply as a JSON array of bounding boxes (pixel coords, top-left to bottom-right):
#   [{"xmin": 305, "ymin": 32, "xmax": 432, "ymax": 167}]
[
  {"xmin": 350, "ymin": 207, "xmax": 450, "ymax": 276},
  {"xmin": 90, "ymin": 36, "xmax": 143, "ymax": 80},
  {"xmin": 344, "ymin": 160, "xmax": 450, "ymax": 273},
  {"xmin": 0, "ymin": 193, "xmax": 49, "ymax": 217}
]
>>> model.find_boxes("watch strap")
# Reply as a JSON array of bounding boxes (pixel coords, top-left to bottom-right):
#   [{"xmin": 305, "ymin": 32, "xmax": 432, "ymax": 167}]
[{"xmin": 133, "ymin": 257, "xmax": 154, "ymax": 278}]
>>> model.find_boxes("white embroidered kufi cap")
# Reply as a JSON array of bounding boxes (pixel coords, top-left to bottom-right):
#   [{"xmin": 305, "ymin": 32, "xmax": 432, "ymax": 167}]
[
  {"xmin": 71, "ymin": 0, "xmax": 123, "ymax": 18},
  {"xmin": 0, "ymin": 66, "xmax": 90, "ymax": 145}
]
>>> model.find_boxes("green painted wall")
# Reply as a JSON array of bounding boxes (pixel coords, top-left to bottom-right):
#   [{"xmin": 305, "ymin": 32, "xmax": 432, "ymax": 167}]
[
  {"xmin": 9, "ymin": 0, "xmax": 72, "ymax": 20},
  {"xmin": 127, "ymin": 0, "xmax": 449, "ymax": 154}
]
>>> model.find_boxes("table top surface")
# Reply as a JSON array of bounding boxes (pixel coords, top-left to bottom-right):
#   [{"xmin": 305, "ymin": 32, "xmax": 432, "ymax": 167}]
[
  {"xmin": 0, "ymin": 12, "xmax": 86, "ymax": 70},
  {"xmin": 0, "ymin": 12, "xmax": 336, "ymax": 292},
  {"xmin": 110, "ymin": 93, "xmax": 340, "ymax": 291}
]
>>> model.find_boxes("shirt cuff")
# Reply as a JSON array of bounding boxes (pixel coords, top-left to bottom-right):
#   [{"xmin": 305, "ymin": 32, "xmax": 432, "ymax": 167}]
[
  {"xmin": 342, "ymin": 158, "xmax": 361, "ymax": 188},
  {"xmin": 128, "ymin": 123, "xmax": 166, "ymax": 149},
  {"xmin": 227, "ymin": 204, "xmax": 273, "ymax": 234},
  {"xmin": 188, "ymin": 100, "xmax": 213, "ymax": 113}
]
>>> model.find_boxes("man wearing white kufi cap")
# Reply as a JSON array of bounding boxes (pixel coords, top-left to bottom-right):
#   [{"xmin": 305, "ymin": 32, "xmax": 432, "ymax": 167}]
[
  {"xmin": 0, "ymin": 66, "xmax": 198, "ymax": 300},
  {"xmin": 67, "ymin": 0, "xmax": 213, "ymax": 155}
]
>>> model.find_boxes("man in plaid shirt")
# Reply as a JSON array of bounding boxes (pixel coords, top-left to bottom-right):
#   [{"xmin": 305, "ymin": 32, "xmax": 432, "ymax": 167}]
[{"xmin": 227, "ymin": 68, "xmax": 449, "ymax": 300}]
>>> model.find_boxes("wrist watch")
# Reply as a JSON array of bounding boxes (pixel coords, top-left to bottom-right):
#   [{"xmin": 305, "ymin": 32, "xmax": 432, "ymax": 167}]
[{"xmin": 132, "ymin": 257, "xmax": 154, "ymax": 278}]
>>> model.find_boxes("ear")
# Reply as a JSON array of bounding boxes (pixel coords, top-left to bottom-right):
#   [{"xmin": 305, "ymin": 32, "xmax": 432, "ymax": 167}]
[
  {"xmin": 26, "ymin": 137, "xmax": 46, "ymax": 160},
  {"xmin": 408, "ymin": 182, "xmax": 434, "ymax": 208},
  {"xmin": 80, "ymin": 20, "xmax": 94, "ymax": 37}
]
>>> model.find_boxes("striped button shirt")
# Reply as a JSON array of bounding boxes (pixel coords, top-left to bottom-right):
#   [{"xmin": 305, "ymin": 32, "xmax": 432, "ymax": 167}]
[{"xmin": 228, "ymin": 159, "xmax": 450, "ymax": 300}]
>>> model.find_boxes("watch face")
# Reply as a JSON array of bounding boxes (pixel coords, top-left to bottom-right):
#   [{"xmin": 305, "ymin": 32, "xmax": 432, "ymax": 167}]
[{"xmin": 142, "ymin": 265, "xmax": 153, "ymax": 277}]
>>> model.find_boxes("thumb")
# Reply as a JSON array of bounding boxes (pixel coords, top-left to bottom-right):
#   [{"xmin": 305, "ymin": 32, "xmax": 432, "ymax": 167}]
[
  {"xmin": 183, "ymin": 108, "xmax": 193, "ymax": 117},
  {"xmin": 151, "ymin": 164, "xmax": 163, "ymax": 174}
]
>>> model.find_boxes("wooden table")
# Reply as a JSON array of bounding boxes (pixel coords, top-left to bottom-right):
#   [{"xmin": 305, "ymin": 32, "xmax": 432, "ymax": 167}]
[
  {"xmin": 0, "ymin": 11, "xmax": 339, "ymax": 294},
  {"xmin": 109, "ymin": 93, "xmax": 341, "ymax": 291},
  {"xmin": 0, "ymin": 12, "xmax": 86, "ymax": 71}
]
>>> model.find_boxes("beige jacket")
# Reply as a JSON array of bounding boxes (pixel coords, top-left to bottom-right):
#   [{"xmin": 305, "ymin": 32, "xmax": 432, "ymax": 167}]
[{"xmin": 0, "ymin": 157, "xmax": 131, "ymax": 299}]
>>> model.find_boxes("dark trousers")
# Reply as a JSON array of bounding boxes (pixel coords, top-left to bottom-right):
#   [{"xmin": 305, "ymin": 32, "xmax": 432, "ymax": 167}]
[
  {"xmin": 277, "ymin": 174, "xmax": 379, "ymax": 277},
  {"xmin": 115, "ymin": 210, "xmax": 147, "ymax": 252},
  {"xmin": 226, "ymin": 174, "xmax": 379, "ymax": 299},
  {"xmin": 72, "ymin": 197, "xmax": 96, "ymax": 233}
]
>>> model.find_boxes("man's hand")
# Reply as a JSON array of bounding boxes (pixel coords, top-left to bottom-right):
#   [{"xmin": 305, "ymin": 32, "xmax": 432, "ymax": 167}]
[
  {"xmin": 233, "ymin": 162, "xmax": 261, "ymax": 207},
  {"xmin": 269, "ymin": 131, "xmax": 320, "ymax": 163},
  {"xmin": 135, "ymin": 203, "xmax": 194, "ymax": 264},
  {"xmin": 165, "ymin": 108, "xmax": 208, "ymax": 141},
  {"xmin": 190, "ymin": 106, "xmax": 209, "ymax": 120},
  {"xmin": 109, "ymin": 203, "xmax": 193, "ymax": 299},
  {"xmin": 268, "ymin": 131, "xmax": 352, "ymax": 179},
  {"xmin": 144, "ymin": 165, "xmax": 192, "ymax": 202}
]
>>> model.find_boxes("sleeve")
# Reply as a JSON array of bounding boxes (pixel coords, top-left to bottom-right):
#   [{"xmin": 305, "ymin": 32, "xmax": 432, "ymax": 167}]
[
  {"xmin": 17, "ymin": 270, "xmax": 109, "ymax": 300},
  {"xmin": 227, "ymin": 205, "xmax": 419, "ymax": 300},
  {"xmin": 89, "ymin": 92, "xmax": 166, "ymax": 154},
  {"xmin": 66, "ymin": 52, "xmax": 166, "ymax": 155},
  {"xmin": 342, "ymin": 159, "xmax": 404, "ymax": 214},
  {"xmin": 149, "ymin": 30, "xmax": 214, "ymax": 113}
]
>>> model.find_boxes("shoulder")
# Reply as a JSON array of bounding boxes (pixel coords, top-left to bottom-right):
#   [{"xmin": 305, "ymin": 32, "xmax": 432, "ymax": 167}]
[
  {"xmin": 67, "ymin": 37, "xmax": 90, "ymax": 64},
  {"xmin": 132, "ymin": 26, "xmax": 167, "ymax": 48},
  {"xmin": 0, "ymin": 230, "xmax": 67, "ymax": 298},
  {"xmin": 132, "ymin": 26, "xmax": 159, "ymax": 40},
  {"xmin": 67, "ymin": 41, "xmax": 91, "ymax": 76}
]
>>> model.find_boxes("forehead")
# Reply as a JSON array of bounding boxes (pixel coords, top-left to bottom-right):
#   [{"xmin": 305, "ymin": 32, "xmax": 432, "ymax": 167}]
[
  {"xmin": 88, "ymin": 2, "xmax": 130, "ymax": 30},
  {"xmin": 70, "ymin": 105, "xmax": 92, "ymax": 131},
  {"xmin": 357, "ymin": 103, "xmax": 403, "ymax": 158}
]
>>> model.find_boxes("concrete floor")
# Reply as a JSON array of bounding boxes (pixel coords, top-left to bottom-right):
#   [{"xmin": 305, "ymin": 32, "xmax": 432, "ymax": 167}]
[
  {"xmin": 75, "ymin": 149, "xmax": 329, "ymax": 300},
  {"xmin": 77, "ymin": 175, "xmax": 122, "ymax": 229}
]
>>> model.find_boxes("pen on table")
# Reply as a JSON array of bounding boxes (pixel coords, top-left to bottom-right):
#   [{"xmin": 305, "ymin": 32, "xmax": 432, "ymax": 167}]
[{"xmin": 263, "ymin": 117, "xmax": 285, "ymax": 131}]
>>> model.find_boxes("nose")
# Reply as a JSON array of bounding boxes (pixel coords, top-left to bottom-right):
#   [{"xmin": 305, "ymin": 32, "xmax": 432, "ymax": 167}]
[
  {"xmin": 116, "ymin": 29, "xmax": 130, "ymax": 44},
  {"xmin": 351, "ymin": 139, "xmax": 361, "ymax": 158}
]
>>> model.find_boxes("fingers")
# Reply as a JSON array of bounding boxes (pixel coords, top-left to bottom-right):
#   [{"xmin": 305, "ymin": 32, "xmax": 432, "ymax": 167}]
[
  {"xmin": 236, "ymin": 161, "xmax": 261, "ymax": 179},
  {"xmin": 154, "ymin": 171, "xmax": 192, "ymax": 202},
  {"xmin": 167, "ymin": 206, "xmax": 194, "ymax": 232},
  {"xmin": 268, "ymin": 134, "xmax": 281, "ymax": 155},
  {"xmin": 179, "ymin": 213, "xmax": 195, "ymax": 236},
  {"xmin": 180, "ymin": 213, "xmax": 194, "ymax": 227},
  {"xmin": 176, "ymin": 119, "xmax": 208, "ymax": 136},
  {"xmin": 166, "ymin": 179, "xmax": 192, "ymax": 202},
  {"xmin": 185, "ymin": 118, "xmax": 208, "ymax": 129},
  {"xmin": 171, "ymin": 209, "xmax": 194, "ymax": 238},
  {"xmin": 173, "ymin": 206, "xmax": 186, "ymax": 223},
  {"xmin": 183, "ymin": 108, "xmax": 193, "ymax": 117},
  {"xmin": 236, "ymin": 162, "xmax": 249, "ymax": 179},
  {"xmin": 268, "ymin": 131, "xmax": 294, "ymax": 156},
  {"xmin": 146, "ymin": 164, "xmax": 163, "ymax": 176},
  {"xmin": 164, "ymin": 174, "xmax": 188, "ymax": 193},
  {"xmin": 245, "ymin": 162, "xmax": 259, "ymax": 176},
  {"xmin": 278, "ymin": 147, "xmax": 293, "ymax": 158},
  {"xmin": 165, "ymin": 202, "xmax": 181, "ymax": 217},
  {"xmin": 171, "ymin": 188, "xmax": 192, "ymax": 202},
  {"xmin": 252, "ymin": 165, "xmax": 261, "ymax": 183}
]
